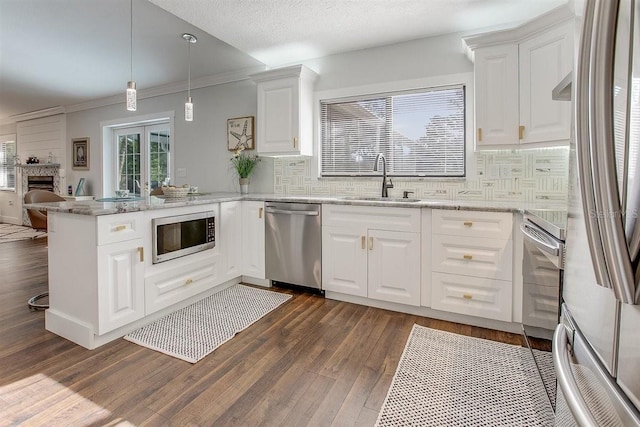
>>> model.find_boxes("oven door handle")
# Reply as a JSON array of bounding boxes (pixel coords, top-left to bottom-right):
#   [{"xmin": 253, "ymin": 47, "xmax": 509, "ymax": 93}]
[{"xmin": 520, "ymin": 222, "xmax": 561, "ymax": 256}]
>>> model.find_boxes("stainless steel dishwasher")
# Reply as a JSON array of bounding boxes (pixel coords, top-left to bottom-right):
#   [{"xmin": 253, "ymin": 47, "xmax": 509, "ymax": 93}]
[{"xmin": 265, "ymin": 202, "xmax": 322, "ymax": 290}]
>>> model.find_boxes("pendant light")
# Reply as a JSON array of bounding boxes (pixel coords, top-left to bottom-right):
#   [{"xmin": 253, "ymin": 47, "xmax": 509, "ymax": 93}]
[
  {"xmin": 182, "ymin": 33, "xmax": 197, "ymax": 121},
  {"xmin": 126, "ymin": 0, "xmax": 137, "ymax": 111}
]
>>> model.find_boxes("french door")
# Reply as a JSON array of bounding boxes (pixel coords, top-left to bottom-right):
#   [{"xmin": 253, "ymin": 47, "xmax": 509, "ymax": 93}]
[{"xmin": 115, "ymin": 124, "xmax": 170, "ymax": 195}]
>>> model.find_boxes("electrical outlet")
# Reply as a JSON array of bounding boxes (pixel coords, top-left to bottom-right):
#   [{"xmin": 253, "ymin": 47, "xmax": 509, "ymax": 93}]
[
  {"xmin": 8, "ymin": 200, "xmax": 13, "ymax": 206},
  {"xmin": 177, "ymin": 168, "xmax": 187, "ymax": 177}
]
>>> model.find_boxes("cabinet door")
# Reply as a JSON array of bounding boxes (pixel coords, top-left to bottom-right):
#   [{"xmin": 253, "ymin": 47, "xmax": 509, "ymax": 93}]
[
  {"xmin": 519, "ymin": 22, "xmax": 573, "ymax": 143},
  {"xmin": 97, "ymin": 239, "xmax": 144, "ymax": 334},
  {"xmin": 368, "ymin": 230, "xmax": 421, "ymax": 306},
  {"xmin": 322, "ymin": 226, "xmax": 368, "ymax": 297},
  {"xmin": 221, "ymin": 201, "xmax": 243, "ymax": 280},
  {"xmin": 256, "ymin": 77, "xmax": 300, "ymax": 155},
  {"xmin": 242, "ymin": 201, "xmax": 265, "ymax": 279},
  {"xmin": 474, "ymin": 44, "xmax": 519, "ymax": 146}
]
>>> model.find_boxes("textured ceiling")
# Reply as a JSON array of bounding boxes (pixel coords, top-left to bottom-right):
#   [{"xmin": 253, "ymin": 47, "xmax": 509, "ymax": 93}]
[
  {"xmin": 149, "ymin": 0, "xmax": 568, "ymax": 66},
  {"xmin": 0, "ymin": 0, "xmax": 568, "ymax": 123}
]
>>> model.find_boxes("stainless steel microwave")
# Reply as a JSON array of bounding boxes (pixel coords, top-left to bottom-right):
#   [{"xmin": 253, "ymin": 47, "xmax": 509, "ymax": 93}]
[{"xmin": 152, "ymin": 211, "xmax": 215, "ymax": 264}]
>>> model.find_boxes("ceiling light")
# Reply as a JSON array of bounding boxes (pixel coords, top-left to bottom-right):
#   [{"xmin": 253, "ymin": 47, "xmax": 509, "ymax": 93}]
[
  {"xmin": 126, "ymin": 0, "xmax": 136, "ymax": 111},
  {"xmin": 182, "ymin": 33, "xmax": 197, "ymax": 121}
]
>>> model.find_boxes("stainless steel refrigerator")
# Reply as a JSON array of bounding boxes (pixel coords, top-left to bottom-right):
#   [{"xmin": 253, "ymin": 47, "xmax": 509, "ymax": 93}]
[{"xmin": 556, "ymin": 0, "xmax": 640, "ymax": 424}]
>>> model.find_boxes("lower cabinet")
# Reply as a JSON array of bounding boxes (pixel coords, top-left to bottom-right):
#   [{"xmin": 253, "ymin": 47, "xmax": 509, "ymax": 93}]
[
  {"xmin": 242, "ymin": 201, "xmax": 265, "ymax": 279},
  {"xmin": 97, "ymin": 238, "xmax": 145, "ymax": 334},
  {"xmin": 221, "ymin": 201, "xmax": 243, "ymax": 280},
  {"xmin": 322, "ymin": 205, "xmax": 421, "ymax": 306}
]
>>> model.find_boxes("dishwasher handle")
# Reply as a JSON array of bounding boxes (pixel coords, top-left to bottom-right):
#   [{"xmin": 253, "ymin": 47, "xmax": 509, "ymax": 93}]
[{"xmin": 265, "ymin": 207, "xmax": 319, "ymax": 216}]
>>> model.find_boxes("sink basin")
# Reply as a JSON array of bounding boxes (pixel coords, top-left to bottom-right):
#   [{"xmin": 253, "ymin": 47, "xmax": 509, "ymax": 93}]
[{"xmin": 342, "ymin": 196, "xmax": 421, "ymax": 203}]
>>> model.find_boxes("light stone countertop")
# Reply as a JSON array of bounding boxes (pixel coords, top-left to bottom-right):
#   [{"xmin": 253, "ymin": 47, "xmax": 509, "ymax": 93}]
[{"xmin": 24, "ymin": 192, "xmax": 567, "ymax": 216}]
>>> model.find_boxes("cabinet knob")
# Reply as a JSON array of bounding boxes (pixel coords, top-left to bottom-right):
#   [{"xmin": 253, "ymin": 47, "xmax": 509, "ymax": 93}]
[
  {"xmin": 463, "ymin": 293, "xmax": 473, "ymax": 300},
  {"xmin": 259, "ymin": 207, "xmax": 263, "ymax": 219},
  {"xmin": 519, "ymin": 125, "xmax": 525, "ymax": 140},
  {"xmin": 477, "ymin": 128, "xmax": 482, "ymax": 142},
  {"xmin": 138, "ymin": 247, "xmax": 144, "ymax": 262},
  {"xmin": 361, "ymin": 235, "xmax": 366, "ymax": 250},
  {"xmin": 114, "ymin": 225, "xmax": 127, "ymax": 232},
  {"xmin": 185, "ymin": 278, "xmax": 193, "ymax": 285},
  {"xmin": 463, "ymin": 221, "xmax": 473, "ymax": 227},
  {"xmin": 293, "ymin": 137, "xmax": 298, "ymax": 148},
  {"xmin": 463, "ymin": 254, "xmax": 473, "ymax": 260},
  {"xmin": 369, "ymin": 237, "xmax": 374, "ymax": 250}
]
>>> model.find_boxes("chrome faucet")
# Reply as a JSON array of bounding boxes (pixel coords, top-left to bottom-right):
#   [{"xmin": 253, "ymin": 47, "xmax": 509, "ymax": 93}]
[{"xmin": 373, "ymin": 153, "xmax": 394, "ymax": 197}]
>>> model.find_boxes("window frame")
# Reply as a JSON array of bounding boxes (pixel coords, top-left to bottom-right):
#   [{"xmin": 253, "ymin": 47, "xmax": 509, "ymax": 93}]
[
  {"xmin": 314, "ymin": 73, "xmax": 475, "ymax": 181},
  {"xmin": 0, "ymin": 134, "xmax": 17, "ymax": 192}
]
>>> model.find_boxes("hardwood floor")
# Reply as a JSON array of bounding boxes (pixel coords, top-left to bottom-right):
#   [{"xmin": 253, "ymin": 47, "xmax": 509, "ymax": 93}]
[{"xmin": 0, "ymin": 236, "xmax": 534, "ymax": 426}]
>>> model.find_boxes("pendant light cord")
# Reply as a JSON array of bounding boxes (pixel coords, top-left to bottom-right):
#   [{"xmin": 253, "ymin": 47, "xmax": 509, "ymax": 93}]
[
  {"xmin": 187, "ymin": 38, "xmax": 191, "ymax": 98},
  {"xmin": 130, "ymin": 0, "xmax": 133, "ymax": 81}
]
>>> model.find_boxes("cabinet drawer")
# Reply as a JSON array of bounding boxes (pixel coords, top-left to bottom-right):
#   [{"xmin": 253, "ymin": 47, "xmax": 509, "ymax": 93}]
[
  {"xmin": 145, "ymin": 255, "xmax": 220, "ymax": 314},
  {"xmin": 323, "ymin": 204, "xmax": 420, "ymax": 232},
  {"xmin": 431, "ymin": 272, "xmax": 512, "ymax": 322},
  {"xmin": 432, "ymin": 210, "xmax": 512, "ymax": 239},
  {"xmin": 97, "ymin": 212, "xmax": 144, "ymax": 245},
  {"xmin": 432, "ymin": 234, "xmax": 512, "ymax": 280}
]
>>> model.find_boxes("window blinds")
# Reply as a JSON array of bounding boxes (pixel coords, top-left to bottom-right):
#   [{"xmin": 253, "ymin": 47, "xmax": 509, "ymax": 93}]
[
  {"xmin": 0, "ymin": 139, "xmax": 16, "ymax": 190},
  {"xmin": 321, "ymin": 85, "xmax": 465, "ymax": 177}
]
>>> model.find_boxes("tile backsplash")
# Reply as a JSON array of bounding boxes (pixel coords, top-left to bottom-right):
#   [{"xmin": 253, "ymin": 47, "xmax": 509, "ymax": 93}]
[{"xmin": 274, "ymin": 146, "xmax": 569, "ymax": 204}]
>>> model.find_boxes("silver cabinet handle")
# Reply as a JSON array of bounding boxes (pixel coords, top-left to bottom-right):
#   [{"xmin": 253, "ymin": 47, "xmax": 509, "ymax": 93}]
[
  {"xmin": 520, "ymin": 223, "xmax": 560, "ymax": 256},
  {"xmin": 265, "ymin": 208, "xmax": 319, "ymax": 216},
  {"xmin": 553, "ymin": 323, "xmax": 599, "ymax": 427},
  {"xmin": 590, "ymin": 0, "xmax": 636, "ymax": 304}
]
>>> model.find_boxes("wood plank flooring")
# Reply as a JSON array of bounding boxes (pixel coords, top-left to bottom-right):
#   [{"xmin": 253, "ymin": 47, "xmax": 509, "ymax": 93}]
[{"xmin": 0, "ymin": 236, "xmax": 539, "ymax": 426}]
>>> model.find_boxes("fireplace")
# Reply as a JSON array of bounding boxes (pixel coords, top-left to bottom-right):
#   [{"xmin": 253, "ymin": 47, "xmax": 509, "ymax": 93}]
[{"xmin": 20, "ymin": 164, "xmax": 61, "ymax": 226}]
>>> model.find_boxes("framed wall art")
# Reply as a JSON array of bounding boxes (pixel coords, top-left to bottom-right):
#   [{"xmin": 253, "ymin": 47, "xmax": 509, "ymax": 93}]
[
  {"xmin": 72, "ymin": 137, "xmax": 90, "ymax": 170},
  {"xmin": 227, "ymin": 116, "xmax": 255, "ymax": 151}
]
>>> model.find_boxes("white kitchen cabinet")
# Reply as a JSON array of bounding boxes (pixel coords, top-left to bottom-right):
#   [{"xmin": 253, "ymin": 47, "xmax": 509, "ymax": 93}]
[
  {"xmin": 322, "ymin": 225, "xmax": 368, "ymax": 297},
  {"xmin": 250, "ymin": 65, "xmax": 318, "ymax": 156},
  {"xmin": 430, "ymin": 209, "xmax": 514, "ymax": 321},
  {"xmin": 322, "ymin": 205, "xmax": 421, "ymax": 305},
  {"xmin": 97, "ymin": 238, "xmax": 145, "ymax": 334},
  {"xmin": 474, "ymin": 44, "xmax": 519, "ymax": 146},
  {"xmin": 221, "ymin": 201, "xmax": 243, "ymax": 280},
  {"xmin": 242, "ymin": 200, "xmax": 265, "ymax": 279},
  {"xmin": 466, "ymin": 11, "xmax": 573, "ymax": 148}
]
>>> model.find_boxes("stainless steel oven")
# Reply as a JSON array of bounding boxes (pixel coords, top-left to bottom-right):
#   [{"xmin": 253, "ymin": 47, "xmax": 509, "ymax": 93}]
[
  {"xmin": 521, "ymin": 209, "xmax": 566, "ymax": 410},
  {"xmin": 152, "ymin": 211, "xmax": 215, "ymax": 264}
]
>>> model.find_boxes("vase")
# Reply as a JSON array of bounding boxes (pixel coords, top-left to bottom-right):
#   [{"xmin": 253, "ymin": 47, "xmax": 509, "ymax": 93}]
[{"xmin": 239, "ymin": 178, "xmax": 249, "ymax": 194}]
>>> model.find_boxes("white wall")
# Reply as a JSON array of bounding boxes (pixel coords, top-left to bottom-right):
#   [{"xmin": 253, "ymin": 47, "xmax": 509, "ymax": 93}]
[{"xmin": 65, "ymin": 79, "xmax": 274, "ymax": 197}]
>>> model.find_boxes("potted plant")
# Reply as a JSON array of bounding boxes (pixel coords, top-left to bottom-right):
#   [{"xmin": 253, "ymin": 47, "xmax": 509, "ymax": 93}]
[{"xmin": 230, "ymin": 146, "xmax": 260, "ymax": 194}]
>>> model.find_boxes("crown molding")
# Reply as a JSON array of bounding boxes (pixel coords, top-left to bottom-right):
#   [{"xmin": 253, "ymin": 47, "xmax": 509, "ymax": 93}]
[{"xmin": 0, "ymin": 106, "xmax": 66, "ymax": 125}]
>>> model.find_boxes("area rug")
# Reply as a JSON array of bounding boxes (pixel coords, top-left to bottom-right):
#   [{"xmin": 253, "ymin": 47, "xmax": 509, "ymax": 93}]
[
  {"xmin": 125, "ymin": 284, "xmax": 291, "ymax": 363},
  {"xmin": 376, "ymin": 324, "xmax": 555, "ymax": 426},
  {"xmin": 0, "ymin": 223, "xmax": 46, "ymax": 243}
]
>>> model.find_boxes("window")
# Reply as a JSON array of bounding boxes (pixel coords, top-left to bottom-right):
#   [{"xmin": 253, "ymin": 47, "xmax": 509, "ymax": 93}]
[
  {"xmin": 0, "ymin": 135, "xmax": 16, "ymax": 191},
  {"xmin": 114, "ymin": 124, "xmax": 170, "ymax": 194},
  {"xmin": 320, "ymin": 85, "xmax": 465, "ymax": 177}
]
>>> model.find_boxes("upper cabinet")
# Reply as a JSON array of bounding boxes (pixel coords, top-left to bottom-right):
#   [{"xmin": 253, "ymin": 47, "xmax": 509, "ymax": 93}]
[
  {"xmin": 250, "ymin": 65, "xmax": 318, "ymax": 156},
  {"xmin": 464, "ymin": 6, "xmax": 574, "ymax": 149}
]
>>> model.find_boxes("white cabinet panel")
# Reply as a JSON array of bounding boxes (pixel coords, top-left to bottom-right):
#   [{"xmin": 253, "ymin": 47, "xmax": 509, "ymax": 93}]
[
  {"xmin": 96, "ymin": 212, "xmax": 144, "ymax": 245},
  {"xmin": 322, "ymin": 204, "xmax": 420, "ymax": 232},
  {"xmin": 431, "ymin": 272, "xmax": 512, "ymax": 322},
  {"xmin": 432, "ymin": 234, "xmax": 513, "ymax": 281},
  {"xmin": 322, "ymin": 226, "xmax": 368, "ymax": 297},
  {"xmin": 474, "ymin": 44, "xmax": 519, "ymax": 146},
  {"xmin": 97, "ymin": 239, "xmax": 144, "ymax": 334},
  {"xmin": 519, "ymin": 22, "xmax": 573, "ymax": 144},
  {"xmin": 221, "ymin": 201, "xmax": 243, "ymax": 280},
  {"xmin": 432, "ymin": 209, "xmax": 513, "ymax": 239},
  {"xmin": 145, "ymin": 255, "xmax": 220, "ymax": 314},
  {"xmin": 368, "ymin": 230, "xmax": 420, "ymax": 306},
  {"xmin": 242, "ymin": 201, "xmax": 265, "ymax": 279}
]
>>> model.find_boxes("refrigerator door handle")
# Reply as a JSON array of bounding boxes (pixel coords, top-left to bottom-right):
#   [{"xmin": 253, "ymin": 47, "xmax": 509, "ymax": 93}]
[
  {"xmin": 577, "ymin": 0, "xmax": 613, "ymax": 291},
  {"xmin": 590, "ymin": 0, "xmax": 637, "ymax": 304},
  {"xmin": 553, "ymin": 323, "xmax": 600, "ymax": 427}
]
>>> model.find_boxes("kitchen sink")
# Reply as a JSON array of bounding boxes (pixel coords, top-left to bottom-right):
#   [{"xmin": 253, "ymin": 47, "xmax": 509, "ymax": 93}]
[{"xmin": 342, "ymin": 196, "xmax": 421, "ymax": 203}]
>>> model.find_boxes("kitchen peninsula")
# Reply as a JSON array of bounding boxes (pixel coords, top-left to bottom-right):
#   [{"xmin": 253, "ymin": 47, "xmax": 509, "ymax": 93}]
[{"xmin": 26, "ymin": 193, "xmax": 561, "ymax": 350}]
